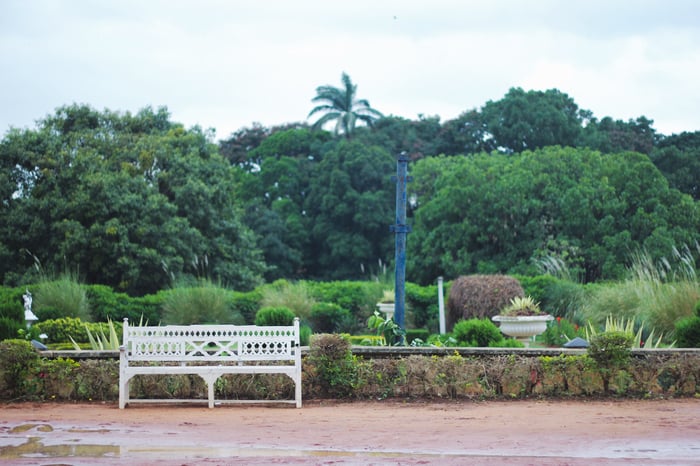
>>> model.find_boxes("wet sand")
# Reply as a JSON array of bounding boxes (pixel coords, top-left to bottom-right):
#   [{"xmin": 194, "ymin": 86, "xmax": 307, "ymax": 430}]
[{"xmin": 1, "ymin": 399, "xmax": 699, "ymax": 465}]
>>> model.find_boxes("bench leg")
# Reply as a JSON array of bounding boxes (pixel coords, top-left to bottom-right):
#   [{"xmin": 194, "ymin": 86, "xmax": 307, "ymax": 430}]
[
  {"xmin": 201, "ymin": 374, "xmax": 218, "ymax": 408},
  {"xmin": 119, "ymin": 376, "xmax": 129, "ymax": 409},
  {"xmin": 208, "ymin": 382, "xmax": 215, "ymax": 408}
]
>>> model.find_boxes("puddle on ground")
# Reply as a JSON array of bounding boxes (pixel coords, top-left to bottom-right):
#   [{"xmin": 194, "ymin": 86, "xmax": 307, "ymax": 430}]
[
  {"xmin": 0, "ymin": 436, "xmax": 119, "ymax": 460},
  {"xmin": 3, "ymin": 423, "xmax": 687, "ymax": 461},
  {"xmin": 0, "ymin": 435, "xmax": 450, "ymax": 461},
  {"xmin": 67, "ymin": 428, "xmax": 113, "ymax": 434},
  {"xmin": 9, "ymin": 423, "xmax": 54, "ymax": 434}
]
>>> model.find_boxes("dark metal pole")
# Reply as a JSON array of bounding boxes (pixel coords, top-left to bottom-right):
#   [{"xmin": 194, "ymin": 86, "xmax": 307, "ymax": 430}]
[{"xmin": 391, "ymin": 151, "xmax": 411, "ymax": 337}]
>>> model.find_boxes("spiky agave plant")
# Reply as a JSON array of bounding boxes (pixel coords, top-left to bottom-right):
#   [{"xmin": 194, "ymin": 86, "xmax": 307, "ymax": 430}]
[{"xmin": 585, "ymin": 315, "xmax": 670, "ymax": 349}]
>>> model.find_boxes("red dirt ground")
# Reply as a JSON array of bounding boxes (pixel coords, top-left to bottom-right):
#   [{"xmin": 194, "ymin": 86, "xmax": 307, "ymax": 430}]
[{"xmin": 1, "ymin": 399, "xmax": 699, "ymax": 465}]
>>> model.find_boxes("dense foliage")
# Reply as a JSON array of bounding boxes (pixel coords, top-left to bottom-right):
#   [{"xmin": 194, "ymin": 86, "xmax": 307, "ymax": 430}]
[
  {"xmin": 409, "ymin": 148, "xmax": 699, "ymax": 284},
  {"xmin": 2, "ymin": 87, "xmax": 700, "ymax": 293},
  {"xmin": 0, "ymin": 105, "xmax": 265, "ymax": 295}
]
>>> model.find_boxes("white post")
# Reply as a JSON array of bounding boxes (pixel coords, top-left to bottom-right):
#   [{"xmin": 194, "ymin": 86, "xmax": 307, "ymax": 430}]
[{"xmin": 438, "ymin": 276, "xmax": 446, "ymax": 334}]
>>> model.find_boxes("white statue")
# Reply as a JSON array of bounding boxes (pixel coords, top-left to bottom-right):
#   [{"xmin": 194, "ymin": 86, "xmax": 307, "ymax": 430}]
[
  {"xmin": 23, "ymin": 289, "xmax": 38, "ymax": 327},
  {"xmin": 23, "ymin": 289, "xmax": 32, "ymax": 312}
]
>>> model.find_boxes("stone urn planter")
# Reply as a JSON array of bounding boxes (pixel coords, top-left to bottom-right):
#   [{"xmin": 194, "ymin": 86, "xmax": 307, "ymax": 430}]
[
  {"xmin": 492, "ymin": 314, "xmax": 553, "ymax": 347},
  {"xmin": 376, "ymin": 302, "xmax": 395, "ymax": 320},
  {"xmin": 492, "ymin": 296, "xmax": 552, "ymax": 347}
]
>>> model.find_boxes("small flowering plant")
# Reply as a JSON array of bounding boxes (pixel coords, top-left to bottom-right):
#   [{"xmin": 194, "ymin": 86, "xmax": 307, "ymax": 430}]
[{"xmin": 499, "ymin": 296, "xmax": 544, "ymax": 316}]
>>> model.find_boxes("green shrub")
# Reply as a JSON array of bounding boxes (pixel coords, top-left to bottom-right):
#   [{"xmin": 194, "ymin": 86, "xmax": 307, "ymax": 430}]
[
  {"xmin": 675, "ymin": 316, "xmax": 700, "ymax": 347},
  {"xmin": 308, "ymin": 302, "xmax": 352, "ymax": 333},
  {"xmin": 87, "ymin": 284, "xmax": 161, "ymax": 323},
  {"xmin": 588, "ymin": 330, "xmax": 633, "ymax": 393},
  {"xmin": 516, "ymin": 274, "xmax": 558, "ymax": 306},
  {"xmin": 542, "ymin": 317, "xmax": 584, "ymax": 347},
  {"xmin": 129, "ymin": 293, "xmax": 165, "ymax": 323},
  {"xmin": 35, "ymin": 317, "xmax": 123, "ymax": 345},
  {"xmin": 34, "ymin": 276, "xmax": 91, "ymax": 321},
  {"xmin": 86, "ymin": 284, "xmax": 120, "ymax": 321},
  {"xmin": 492, "ymin": 338, "xmax": 525, "ymax": 348},
  {"xmin": 308, "ymin": 280, "xmax": 383, "ymax": 320},
  {"xmin": 30, "ymin": 357, "xmax": 80, "ymax": 400},
  {"xmin": 588, "ymin": 330, "xmax": 634, "ymax": 363},
  {"xmin": 0, "ymin": 339, "xmax": 40, "ymax": 399},
  {"xmin": 406, "ymin": 282, "xmax": 440, "ymax": 332},
  {"xmin": 231, "ymin": 289, "xmax": 263, "ymax": 324},
  {"xmin": 254, "ymin": 306, "xmax": 295, "ymax": 326},
  {"xmin": 0, "ymin": 317, "xmax": 24, "ymax": 341},
  {"xmin": 161, "ymin": 281, "xmax": 242, "ymax": 325},
  {"xmin": 452, "ymin": 318, "xmax": 504, "ymax": 347},
  {"xmin": 0, "ymin": 286, "xmax": 25, "ymax": 322},
  {"xmin": 35, "ymin": 317, "xmax": 88, "ymax": 343},
  {"xmin": 307, "ymin": 333, "xmax": 356, "ymax": 397}
]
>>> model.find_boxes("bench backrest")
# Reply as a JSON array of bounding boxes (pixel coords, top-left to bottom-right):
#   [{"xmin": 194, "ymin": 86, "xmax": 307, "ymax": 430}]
[{"xmin": 122, "ymin": 318, "xmax": 300, "ymax": 363}]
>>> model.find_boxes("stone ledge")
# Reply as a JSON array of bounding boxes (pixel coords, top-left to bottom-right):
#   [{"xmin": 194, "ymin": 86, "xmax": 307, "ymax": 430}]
[{"xmin": 38, "ymin": 347, "xmax": 700, "ymax": 360}]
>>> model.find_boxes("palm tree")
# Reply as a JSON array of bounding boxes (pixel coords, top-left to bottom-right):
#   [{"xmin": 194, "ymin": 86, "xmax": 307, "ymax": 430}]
[{"xmin": 308, "ymin": 72, "xmax": 384, "ymax": 138}]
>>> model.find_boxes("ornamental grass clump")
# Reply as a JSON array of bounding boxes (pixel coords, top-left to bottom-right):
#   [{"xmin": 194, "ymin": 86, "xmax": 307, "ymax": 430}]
[
  {"xmin": 261, "ymin": 280, "xmax": 316, "ymax": 320},
  {"xmin": 580, "ymin": 247, "xmax": 699, "ymax": 342},
  {"xmin": 162, "ymin": 281, "xmax": 241, "ymax": 325},
  {"xmin": 34, "ymin": 273, "xmax": 91, "ymax": 321}
]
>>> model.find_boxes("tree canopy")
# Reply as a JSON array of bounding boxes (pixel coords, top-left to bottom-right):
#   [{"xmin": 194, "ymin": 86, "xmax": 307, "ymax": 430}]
[
  {"xmin": 2, "ymin": 85, "xmax": 700, "ymax": 292},
  {"xmin": 0, "ymin": 105, "xmax": 265, "ymax": 295},
  {"xmin": 407, "ymin": 147, "xmax": 699, "ymax": 284}
]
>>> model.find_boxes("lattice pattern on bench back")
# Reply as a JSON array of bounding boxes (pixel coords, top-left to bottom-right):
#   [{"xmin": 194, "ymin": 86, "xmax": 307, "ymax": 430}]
[{"xmin": 124, "ymin": 324, "xmax": 298, "ymax": 363}]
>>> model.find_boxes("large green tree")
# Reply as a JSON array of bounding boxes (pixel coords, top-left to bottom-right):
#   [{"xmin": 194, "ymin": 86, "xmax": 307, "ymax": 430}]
[
  {"xmin": 480, "ymin": 87, "xmax": 584, "ymax": 153},
  {"xmin": 436, "ymin": 109, "xmax": 496, "ymax": 156},
  {"xmin": 0, "ymin": 105, "xmax": 265, "ymax": 294},
  {"xmin": 408, "ymin": 147, "xmax": 700, "ymax": 284},
  {"xmin": 303, "ymin": 140, "xmax": 395, "ymax": 279},
  {"xmin": 308, "ymin": 72, "xmax": 384, "ymax": 138},
  {"xmin": 234, "ymin": 129, "xmax": 325, "ymax": 280},
  {"xmin": 355, "ymin": 115, "xmax": 443, "ymax": 160},
  {"xmin": 578, "ymin": 116, "xmax": 658, "ymax": 155},
  {"xmin": 651, "ymin": 131, "xmax": 700, "ymax": 200}
]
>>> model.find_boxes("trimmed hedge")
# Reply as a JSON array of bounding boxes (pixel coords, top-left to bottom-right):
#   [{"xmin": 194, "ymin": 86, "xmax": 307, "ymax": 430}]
[{"xmin": 1, "ymin": 339, "xmax": 698, "ymax": 402}]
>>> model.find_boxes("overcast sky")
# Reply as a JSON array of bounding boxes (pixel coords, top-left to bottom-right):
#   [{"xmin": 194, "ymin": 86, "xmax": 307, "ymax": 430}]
[{"xmin": 2, "ymin": 0, "xmax": 699, "ymax": 141}]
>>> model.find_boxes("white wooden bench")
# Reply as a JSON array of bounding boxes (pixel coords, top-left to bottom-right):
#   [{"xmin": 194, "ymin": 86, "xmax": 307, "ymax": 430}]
[{"xmin": 119, "ymin": 317, "xmax": 302, "ymax": 408}]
